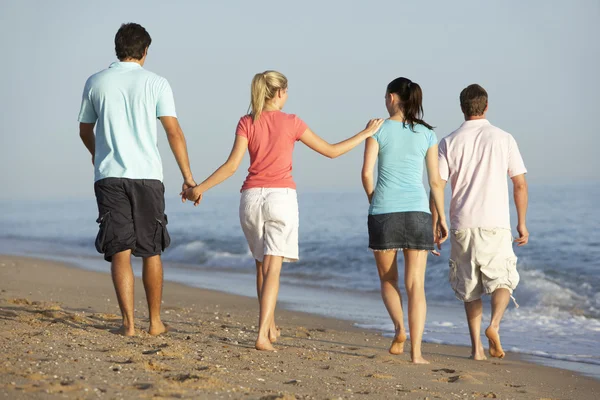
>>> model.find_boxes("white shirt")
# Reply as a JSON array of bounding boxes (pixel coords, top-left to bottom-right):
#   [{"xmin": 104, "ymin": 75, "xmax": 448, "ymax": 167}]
[{"xmin": 438, "ymin": 119, "xmax": 527, "ymax": 230}]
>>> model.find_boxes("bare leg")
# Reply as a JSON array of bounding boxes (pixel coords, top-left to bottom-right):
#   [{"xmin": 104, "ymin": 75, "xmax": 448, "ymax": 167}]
[
  {"xmin": 486, "ymin": 288, "xmax": 510, "ymax": 358},
  {"xmin": 404, "ymin": 249, "xmax": 429, "ymax": 364},
  {"xmin": 255, "ymin": 255, "xmax": 283, "ymax": 351},
  {"xmin": 255, "ymin": 260, "xmax": 279, "ymax": 342},
  {"xmin": 373, "ymin": 250, "xmax": 407, "ymax": 355},
  {"xmin": 110, "ymin": 250, "xmax": 135, "ymax": 336},
  {"xmin": 143, "ymin": 255, "xmax": 167, "ymax": 335},
  {"xmin": 255, "ymin": 260, "xmax": 263, "ymax": 300},
  {"xmin": 464, "ymin": 299, "xmax": 486, "ymax": 360}
]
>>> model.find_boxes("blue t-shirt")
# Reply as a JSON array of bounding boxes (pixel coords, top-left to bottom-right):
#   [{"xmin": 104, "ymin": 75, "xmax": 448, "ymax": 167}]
[
  {"xmin": 78, "ymin": 61, "xmax": 177, "ymax": 182},
  {"xmin": 369, "ymin": 120, "xmax": 438, "ymax": 215}
]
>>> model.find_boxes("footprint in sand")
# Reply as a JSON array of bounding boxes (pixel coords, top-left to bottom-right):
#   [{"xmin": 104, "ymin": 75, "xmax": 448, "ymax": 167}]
[
  {"xmin": 0, "ymin": 310, "xmax": 18, "ymax": 318},
  {"xmin": 40, "ymin": 310, "xmax": 65, "ymax": 319},
  {"xmin": 432, "ymin": 368, "xmax": 456, "ymax": 374},
  {"xmin": 366, "ymin": 373, "xmax": 393, "ymax": 379},
  {"xmin": 438, "ymin": 374, "xmax": 483, "ymax": 384},
  {"xmin": 9, "ymin": 298, "xmax": 31, "ymax": 305},
  {"xmin": 295, "ymin": 327, "xmax": 311, "ymax": 338},
  {"xmin": 472, "ymin": 391, "xmax": 498, "ymax": 398},
  {"xmin": 133, "ymin": 383, "xmax": 153, "ymax": 390}
]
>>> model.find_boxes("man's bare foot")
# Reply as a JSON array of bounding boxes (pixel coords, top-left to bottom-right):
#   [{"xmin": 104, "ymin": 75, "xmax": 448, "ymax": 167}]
[
  {"xmin": 111, "ymin": 324, "xmax": 135, "ymax": 336},
  {"xmin": 148, "ymin": 321, "xmax": 168, "ymax": 336},
  {"xmin": 255, "ymin": 337, "xmax": 276, "ymax": 351},
  {"xmin": 410, "ymin": 355, "xmax": 430, "ymax": 364},
  {"xmin": 389, "ymin": 330, "xmax": 407, "ymax": 355},
  {"xmin": 485, "ymin": 326, "xmax": 505, "ymax": 358}
]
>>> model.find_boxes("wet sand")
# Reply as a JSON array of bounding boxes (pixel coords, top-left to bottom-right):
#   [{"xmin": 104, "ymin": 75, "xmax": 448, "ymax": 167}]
[{"xmin": 1, "ymin": 254, "xmax": 598, "ymax": 399}]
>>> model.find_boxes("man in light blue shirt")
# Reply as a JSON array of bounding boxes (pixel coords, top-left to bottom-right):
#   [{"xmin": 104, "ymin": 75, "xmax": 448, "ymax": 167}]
[{"xmin": 78, "ymin": 23, "xmax": 195, "ymax": 337}]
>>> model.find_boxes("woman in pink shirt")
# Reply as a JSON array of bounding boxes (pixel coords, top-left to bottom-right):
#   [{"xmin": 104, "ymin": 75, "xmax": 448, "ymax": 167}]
[{"xmin": 184, "ymin": 70, "xmax": 383, "ymax": 350}]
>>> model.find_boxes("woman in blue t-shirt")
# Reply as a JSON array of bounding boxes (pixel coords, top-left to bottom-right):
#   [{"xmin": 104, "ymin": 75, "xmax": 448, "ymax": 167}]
[{"xmin": 362, "ymin": 77, "xmax": 448, "ymax": 364}]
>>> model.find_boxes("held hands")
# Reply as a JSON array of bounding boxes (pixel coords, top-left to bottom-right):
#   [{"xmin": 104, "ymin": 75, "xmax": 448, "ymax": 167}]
[
  {"xmin": 180, "ymin": 178, "xmax": 204, "ymax": 207},
  {"xmin": 364, "ymin": 119, "xmax": 385, "ymax": 135},
  {"xmin": 180, "ymin": 185, "xmax": 203, "ymax": 206},
  {"xmin": 514, "ymin": 224, "xmax": 529, "ymax": 246},
  {"xmin": 181, "ymin": 178, "xmax": 197, "ymax": 203},
  {"xmin": 431, "ymin": 218, "xmax": 449, "ymax": 256}
]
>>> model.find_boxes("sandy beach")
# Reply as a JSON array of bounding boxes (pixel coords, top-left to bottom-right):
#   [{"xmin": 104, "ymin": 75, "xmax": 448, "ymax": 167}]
[{"xmin": 0, "ymin": 254, "xmax": 598, "ymax": 399}]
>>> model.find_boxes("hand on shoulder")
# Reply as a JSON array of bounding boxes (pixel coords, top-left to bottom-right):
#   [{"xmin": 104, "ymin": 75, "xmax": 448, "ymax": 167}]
[{"xmin": 364, "ymin": 119, "xmax": 385, "ymax": 135}]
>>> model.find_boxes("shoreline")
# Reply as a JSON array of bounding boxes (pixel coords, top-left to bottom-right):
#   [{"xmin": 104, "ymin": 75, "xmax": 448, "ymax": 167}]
[
  {"xmin": 2, "ymin": 244, "xmax": 600, "ymax": 379},
  {"xmin": 1, "ymin": 254, "xmax": 599, "ymax": 399}
]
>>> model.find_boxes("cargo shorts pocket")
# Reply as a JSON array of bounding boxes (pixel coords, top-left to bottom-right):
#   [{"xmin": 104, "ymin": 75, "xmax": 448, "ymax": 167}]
[
  {"xmin": 95, "ymin": 211, "xmax": 112, "ymax": 253},
  {"xmin": 506, "ymin": 256, "xmax": 520, "ymax": 289},
  {"xmin": 153, "ymin": 214, "xmax": 171, "ymax": 252},
  {"xmin": 449, "ymin": 259, "xmax": 461, "ymax": 295}
]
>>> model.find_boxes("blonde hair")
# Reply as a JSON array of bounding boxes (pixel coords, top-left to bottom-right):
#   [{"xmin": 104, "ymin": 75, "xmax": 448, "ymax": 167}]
[{"xmin": 249, "ymin": 70, "xmax": 288, "ymax": 121}]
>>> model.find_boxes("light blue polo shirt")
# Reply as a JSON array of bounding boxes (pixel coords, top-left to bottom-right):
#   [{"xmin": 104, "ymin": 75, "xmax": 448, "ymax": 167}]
[
  {"xmin": 78, "ymin": 61, "xmax": 177, "ymax": 182},
  {"xmin": 369, "ymin": 119, "xmax": 438, "ymax": 215}
]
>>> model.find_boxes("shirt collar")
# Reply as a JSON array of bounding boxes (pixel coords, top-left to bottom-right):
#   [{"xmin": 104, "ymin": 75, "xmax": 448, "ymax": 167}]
[
  {"xmin": 109, "ymin": 61, "xmax": 142, "ymax": 69},
  {"xmin": 460, "ymin": 119, "xmax": 490, "ymax": 128}
]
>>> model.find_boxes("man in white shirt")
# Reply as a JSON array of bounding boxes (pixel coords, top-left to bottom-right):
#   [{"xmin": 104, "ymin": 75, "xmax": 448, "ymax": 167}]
[{"xmin": 433, "ymin": 84, "xmax": 529, "ymax": 360}]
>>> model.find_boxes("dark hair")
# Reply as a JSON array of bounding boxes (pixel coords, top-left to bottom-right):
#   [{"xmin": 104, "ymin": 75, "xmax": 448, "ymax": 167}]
[
  {"xmin": 460, "ymin": 84, "xmax": 488, "ymax": 117},
  {"xmin": 114, "ymin": 23, "xmax": 151, "ymax": 61},
  {"xmin": 387, "ymin": 77, "xmax": 434, "ymax": 131}
]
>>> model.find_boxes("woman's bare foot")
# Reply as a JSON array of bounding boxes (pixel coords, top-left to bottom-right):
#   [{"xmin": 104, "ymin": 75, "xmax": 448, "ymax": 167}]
[
  {"xmin": 469, "ymin": 352, "xmax": 488, "ymax": 361},
  {"xmin": 485, "ymin": 325, "xmax": 505, "ymax": 358},
  {"xmin": 410, "ymin": 355, "xmax": 430, "ymax": 364},
  {"xmin": 469, "ymin": 342, "xmax": 487, "ymax": 360},
  {"xmin": 111, "ymin": 324, "xmax": 135, "ymax": 336},
  {"xmin": 255, "ymin": 336, "xmax": 276, "ymax": 351},
  {"xmin": 268, "ymin": 324, "xmax": 281, "ymax": 343},
  {"xmin": 389, "ymin": 330, "xmax": 407, "ymax": 355},
  {"xmin": 148, "ymin": 321, "xmax": 168, "ymax": 336}
]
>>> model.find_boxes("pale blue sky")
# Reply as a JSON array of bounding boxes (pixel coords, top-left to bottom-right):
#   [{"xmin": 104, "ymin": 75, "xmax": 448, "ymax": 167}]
[{"xmin": 1, "ymin": 0, "xmax": 598, "ymax": 199}]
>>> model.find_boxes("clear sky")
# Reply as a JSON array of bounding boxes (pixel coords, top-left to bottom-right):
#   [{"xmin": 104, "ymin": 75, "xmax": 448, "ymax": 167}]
[{"xmin": 1, "ymin": 0, "xmax": 598, "ymax": 200}]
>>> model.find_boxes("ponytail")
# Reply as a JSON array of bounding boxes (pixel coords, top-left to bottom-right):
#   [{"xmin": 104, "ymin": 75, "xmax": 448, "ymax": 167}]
[
  {"xmin": 387, "ymin": 77, "xmax": 434, "ymax": 131},
  {"xmin": 248, "ymin": 70, "xmax": 288, "ymax": 121},
  {"xmin": 250, "ymin": 74, "xmax": 268, "ymax": 121}
]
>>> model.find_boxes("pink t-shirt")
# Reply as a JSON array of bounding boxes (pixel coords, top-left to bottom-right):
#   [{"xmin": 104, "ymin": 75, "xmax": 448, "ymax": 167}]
[
  {"xmin": 235, "ymin": 111, "xmax": 307, "ymax": 191},
  {"xmin": 438, "ymin": 119, "xmax": 527, "ymax": 230}
]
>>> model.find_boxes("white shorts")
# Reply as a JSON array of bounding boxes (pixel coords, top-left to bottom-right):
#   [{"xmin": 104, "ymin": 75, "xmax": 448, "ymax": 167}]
[
  {"xmin": 239, "ymin": 188, "xmax": 299, "ymax": 263},
  {"xmin": 449, "ymin": 228, "xmax": 520, "ymax": 302}
]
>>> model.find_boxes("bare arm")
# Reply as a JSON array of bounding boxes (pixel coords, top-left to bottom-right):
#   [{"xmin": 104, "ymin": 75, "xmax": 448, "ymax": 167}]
[
  {"xmin": 361, "ymin": 137, "xmax": 379, "ymax": 204},
  {"xmin": 299, "ymin": 119, "xmax": 384, "ymax": 159},
  {"xmin": 426, "ymin": 144, "xmax": 448, "ymax": 251},
  {"xmin": 512, "ymin": 173, "xmax": 529, "ymax": 246},
  {"xmin": 160, "ymin": 116, "xmax": 195, "ymax": 188},
  {"xmin": 79, "ymin": 123, "xmax": 95, "ymax": 165},
  {"xmin": 183, "ymin": 135, "xmax": 248, "ymax": 206}
]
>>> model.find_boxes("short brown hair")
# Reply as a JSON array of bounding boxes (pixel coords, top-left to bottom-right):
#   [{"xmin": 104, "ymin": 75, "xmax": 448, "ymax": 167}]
[
  {"xmin": 115, "ymin": 23, "xmax": 151, "ymax": 61},
  {"xmin": 460, "ymin": 84, "xmax": 488, "ymax": 117}
]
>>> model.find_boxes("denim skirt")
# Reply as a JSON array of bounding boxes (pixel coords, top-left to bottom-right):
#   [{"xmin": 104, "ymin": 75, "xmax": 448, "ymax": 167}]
[{"xmin": 368, "ymin": 211, "xmax": 434, "ymax": 251}]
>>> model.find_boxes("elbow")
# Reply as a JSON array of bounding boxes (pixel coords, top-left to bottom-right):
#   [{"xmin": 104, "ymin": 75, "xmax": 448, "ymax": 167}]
[
  {"xmin": 514, "ymin": 183, "xmax": 528, "ymax": 193},
  {"xmin": 326, "ymin": 145, "xmax": 341, "ymax": 159},
  {"xmin": 429, "ymin": 178, "xmax": 444, "ymax": 190},
  {"xmin": 79, "ymin": 130, "xmax": 91, "ymax": 139},
  {"xmin": 513, "ymin": 177, "xmax": 528, "ymax": 192},
  {"xmin": 224, "ymin": 162, "xmax": 238, "ymax": 176},
  {"xmin": 166, "ymin": 130, "xmax": 184, "ymax": 142}
]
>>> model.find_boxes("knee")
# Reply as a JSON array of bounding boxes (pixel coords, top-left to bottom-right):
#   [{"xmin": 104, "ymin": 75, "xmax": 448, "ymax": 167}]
[
  {"xmin": 143, "ymin": 254, "xmax": 162, "ymax": 266},
  {"xmin": 405, "ymin": 280, "xmax": 424, "ymax": 296},
  {"xmin": 379, "ymin": 271, "xmax": 399, "ymax": 286}
]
